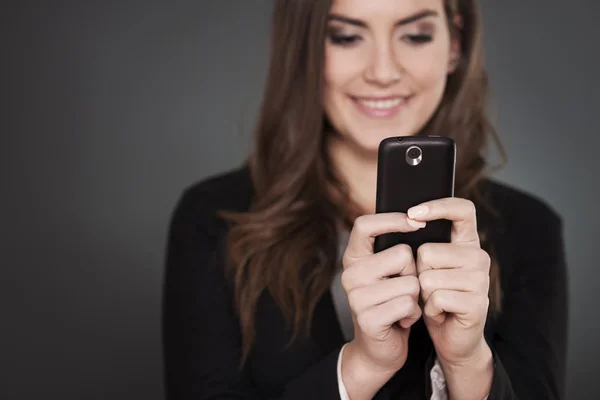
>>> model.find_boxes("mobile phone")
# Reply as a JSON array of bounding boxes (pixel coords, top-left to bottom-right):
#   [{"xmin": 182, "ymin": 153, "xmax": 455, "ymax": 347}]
[{"xmin": 374, "ymin": 135, "xmax": 456, "ymax": 255}]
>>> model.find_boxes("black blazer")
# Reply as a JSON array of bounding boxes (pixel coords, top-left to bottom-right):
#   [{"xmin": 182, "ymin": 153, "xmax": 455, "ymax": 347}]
[{"xmin": 162, "ymin": 164, "xmax": 568, "ymax": 399}]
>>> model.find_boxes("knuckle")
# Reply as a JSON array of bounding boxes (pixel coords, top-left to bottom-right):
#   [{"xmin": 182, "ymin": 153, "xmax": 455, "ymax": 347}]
[
  {"xmin": 409, "ymin": 275, "xmax": 421, "ymax": 294},
  {"xmin": 465, "ymin": 199, "xmax": 477, "ymax": 214},
  {"xmin": 417, "ymin": 243, "xmax": 432, "ymax": 263},
  {"xmin": 474, "ymin": 295, "xmax": 490, "ymax": 315},
  {"xmin": 477, "ymin": 271, "xmax": 490, "ymax": 285},
  {"xmin": 398, "ymin": 245, "xmax": 416, "ymax": 276},
  {"xmin": 403, "ymin": 275, "xmax": 421, "ymax": 297},
  {"xmin": 429, "ymin": 290, "xmax": 442, "ymax": 306},
  {"xmin": 395, "ymin": 244, "xmax": 413, "ymax": 262},
  {"xmin": 476, "ymin": 271, "xmax": 490, "ymax": 289},
  {"xmin": 347, "ymin": 291, "xmax": 360, "ymax": 312},
  {"xmin": 478, "ymin": 250, "xmax": 491, "ymax": 269},
  {"xmin": 353, "ymin": 216, "xmax": 368, "ymax": 236},
  {"xmin": 341, "ymin": 268, "xmax": 356, "ymax": 291},
  {"xmin": 341, "ymin": 251, "xmax": 354, "ymax": 269},
  {"xmin": 356, "ymin": 312, "xmax": 369, "ymax": 330},
  {"xmin": 482, "ymin": 295, "xmax": 490, "ymax": 311},
  {"xmin": 418, "ymin": 271, "xmax": 434, "ymax": 292},
  {"xmin": 404, "ymin": 294, "xmax": 417, "ymax": 309},
  {"xmin": 395, "ymin": 243, "xmax": 412, "ymax": 257},
  {"xmin": 399, "ymin": 295, "xmax": 417, "ymax": 315},
  {"xmin": 482, "ymin": 295, "xmax": 490, "ymax": 308}
]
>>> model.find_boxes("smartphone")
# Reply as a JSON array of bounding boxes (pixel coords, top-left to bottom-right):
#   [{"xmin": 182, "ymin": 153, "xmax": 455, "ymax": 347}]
[{"xmin": 374, "ymin": 135, "xmax": 456, "ymax": 255}]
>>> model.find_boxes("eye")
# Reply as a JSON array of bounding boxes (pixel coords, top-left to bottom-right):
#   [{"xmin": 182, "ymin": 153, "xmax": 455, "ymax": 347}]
[
  {"xmin": 328, "ymin": 33, "xmax": 362, "ymax": 47},
  {"xmin": 403, "ymin": 33, "xmax": 433, "ymax": 45}
]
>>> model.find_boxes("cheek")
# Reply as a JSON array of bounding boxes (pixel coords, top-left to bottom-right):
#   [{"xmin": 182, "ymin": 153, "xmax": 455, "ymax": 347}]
[
  {"xmin": 324, "ymin": 47, "xmax": 361, "ymax": 124},
  {"xmin": 410, "ymin": 59, "xmax": 448, "ymax": 91},
  {"xmin": 403, "ymin": 48, "xmax": 450, "ymax": 92},
  {"xmin": 324, "ymin": 46, "xmax": 366, "ymax": 97}
]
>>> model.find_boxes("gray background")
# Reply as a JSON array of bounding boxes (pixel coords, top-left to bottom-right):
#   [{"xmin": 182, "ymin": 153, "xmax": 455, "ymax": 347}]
[{"xmin": 1, "ymin": 1, "xmax": 598, "ymax": 399}]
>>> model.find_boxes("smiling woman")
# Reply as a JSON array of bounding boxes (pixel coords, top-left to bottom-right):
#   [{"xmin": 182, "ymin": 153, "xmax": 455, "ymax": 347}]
[
  {"xmin": 162, "ymin": 1, "xmax": 568, "ymax": 399},
  {"xmin": 324, "ymin": 6, "xmax": 453, "ymax": 150}
]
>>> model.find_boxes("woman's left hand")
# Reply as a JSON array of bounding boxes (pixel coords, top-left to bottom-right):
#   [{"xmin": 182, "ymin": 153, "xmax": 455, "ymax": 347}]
[{"xmin": 407, "ymin": 197, "xmax": 491, "ymax": 367}]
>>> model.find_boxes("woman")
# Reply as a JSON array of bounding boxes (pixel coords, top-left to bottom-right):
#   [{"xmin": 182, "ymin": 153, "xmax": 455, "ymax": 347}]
[{"xmin": 162, "ymin": 0, "xmax": 568, "ymax": 399}]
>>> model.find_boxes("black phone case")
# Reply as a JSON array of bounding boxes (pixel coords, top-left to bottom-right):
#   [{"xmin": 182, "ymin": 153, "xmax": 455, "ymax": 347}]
[{"xmin": 374, "ymin": 136, "xmax": 456, "ymax": 255}]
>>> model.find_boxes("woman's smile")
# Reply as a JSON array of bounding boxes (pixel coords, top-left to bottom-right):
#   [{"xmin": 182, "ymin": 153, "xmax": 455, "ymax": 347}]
[{"xmin": 349, "ymin": 94, "xmax": 413, "ymax": 119}]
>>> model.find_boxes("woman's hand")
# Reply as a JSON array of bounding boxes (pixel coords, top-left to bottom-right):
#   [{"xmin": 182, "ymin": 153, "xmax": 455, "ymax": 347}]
[
  {"xmin": 408, "ymin": 198, "xmax": 494, "ymax": 399},
  {"xmin": 340, "ymin": 213, "xmax": 425, "ymax": 400}
]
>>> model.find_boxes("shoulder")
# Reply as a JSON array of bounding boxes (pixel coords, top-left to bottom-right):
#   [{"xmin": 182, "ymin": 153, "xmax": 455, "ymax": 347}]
[
  {"xmin": 478, "ymin": 178, "xmax": 565, "ymax": 269},
  {"xmin": 180, "ymin": 163, "xmax": 253, "ymax": 211},
  {"xmin": 169, "ymin": 163, "xmax": 254, "ymax": 239},
  {"xmin": 479, "ymin": 177, "xmax": 563, "ymax": 233},
  {"xmin": 478, "ymin": 179, "xmax": 567, "ymax": 294}
]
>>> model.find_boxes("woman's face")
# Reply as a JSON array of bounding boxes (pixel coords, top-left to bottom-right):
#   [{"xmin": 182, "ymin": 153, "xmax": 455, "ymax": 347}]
[{"xmin": 324, "ymin": 0, "xmax": 459, "ymax": 153}]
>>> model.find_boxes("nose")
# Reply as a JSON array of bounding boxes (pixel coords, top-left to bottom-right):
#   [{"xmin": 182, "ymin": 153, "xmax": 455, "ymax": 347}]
[{"xmin": 364, "ymin": 42, "xmax": 403, "ymax": 86}]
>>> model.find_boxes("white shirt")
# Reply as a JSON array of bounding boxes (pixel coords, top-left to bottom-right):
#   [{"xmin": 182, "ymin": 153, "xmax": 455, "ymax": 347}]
[{"xmin": 336, "ymin": 343, "xmax": 454, "ymax": 400}]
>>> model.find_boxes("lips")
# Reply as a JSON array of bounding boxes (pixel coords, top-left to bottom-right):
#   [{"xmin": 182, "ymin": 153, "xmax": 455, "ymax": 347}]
[
  {"xmin": 351, "ymin": 95, "xmax": 411, "ymax": 118},
  {"xmin": 355, "ymin": 97, "xmax": 406, "ymax": 110}
]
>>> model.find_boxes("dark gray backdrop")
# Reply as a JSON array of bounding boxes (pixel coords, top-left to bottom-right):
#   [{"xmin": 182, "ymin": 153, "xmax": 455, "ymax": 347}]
[{"xmin": 2, "ymin": 1, "xmax": 598, "ymax": 399}]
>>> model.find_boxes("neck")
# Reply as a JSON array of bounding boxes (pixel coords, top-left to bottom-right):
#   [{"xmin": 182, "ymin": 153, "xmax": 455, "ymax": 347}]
[{"xmin": 327, "ymin": 134, "xmax": 379, "ymax": 216}]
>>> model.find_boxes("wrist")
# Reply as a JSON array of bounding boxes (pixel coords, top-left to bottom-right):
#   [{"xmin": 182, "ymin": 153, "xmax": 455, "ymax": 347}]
[
  {"xmin": 439, "ymin": 339, "xmax": 492, "ymax": 370},
  {"xmin": 438, "ymin": 340, "xmax": 494, "ymax": 400},
  {"xmin": 341, "ymin": 341, "xmax": 396, "ymax": 400}
]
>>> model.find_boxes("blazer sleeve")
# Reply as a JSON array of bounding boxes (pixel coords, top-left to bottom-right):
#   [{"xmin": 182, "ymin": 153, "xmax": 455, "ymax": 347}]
[
  {"xmin": 161, "ymin": 189, "xmax": 344, "ymax": 400},
  {"xmin": 485, "ymin": 204, "xmax": 569, "ymax": 399}
]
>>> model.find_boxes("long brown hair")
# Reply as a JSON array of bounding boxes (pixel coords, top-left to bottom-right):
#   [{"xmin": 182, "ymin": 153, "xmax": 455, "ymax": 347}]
[{"xmin": 220, "ymin": 0, "xmax": 506, "ymax": 364}]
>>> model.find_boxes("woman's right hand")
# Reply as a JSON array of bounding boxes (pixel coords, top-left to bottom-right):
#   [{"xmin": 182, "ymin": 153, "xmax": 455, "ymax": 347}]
[{"xmin": 340, "ymin": 213, "xmax": 425, "ymax": 400}]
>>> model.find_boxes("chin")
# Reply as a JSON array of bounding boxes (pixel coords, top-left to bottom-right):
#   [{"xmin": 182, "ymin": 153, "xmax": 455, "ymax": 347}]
[{"xmin": 349, "ymin": 126, "xmax": 416, "ymax": 154}]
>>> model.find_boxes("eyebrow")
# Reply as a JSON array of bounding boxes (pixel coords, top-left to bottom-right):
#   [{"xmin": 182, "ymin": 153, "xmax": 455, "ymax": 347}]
[{"xmin": 328, "ymin": 9, "xmax": 439, "ymax": 28}]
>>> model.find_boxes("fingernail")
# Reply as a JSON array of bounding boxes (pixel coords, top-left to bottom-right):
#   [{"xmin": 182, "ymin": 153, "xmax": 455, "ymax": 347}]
[
  {"xmin": 407, "ymin": 218, "xmax": 426, "ymax": 228},
  {"xmin": 408, "ymin": 205, "xmax": 429, "ymax": 219}
]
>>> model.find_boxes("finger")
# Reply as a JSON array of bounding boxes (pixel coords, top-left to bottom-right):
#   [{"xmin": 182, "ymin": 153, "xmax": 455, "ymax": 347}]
[
  {"xmin": 357, "ymin": 295, "xmax": 422, "ymax": 336},
  {"xmin": 407, "ymin": 197, "xmax": 479, "ymax": 246},
  {"xmin": 342, "ymin": 244, "xmax": 415, "ymax": 291},
  {"xmin": 347, "ymin": 276, "xmax": 420, "ymax": 314},
  {"xmin": 418, "ymin": 269, "xmax": 490, "ymax": 304},
  {"xmin": 423, "ymin": 290, "xmax": 489, "ymax": 326},
  {"xmin": 344, "ymin": 213, "xmax": 426, "ymax": 262},
  {"xmin": 416, "ymin": 243, "xmax": 491, "ymax": 274}
]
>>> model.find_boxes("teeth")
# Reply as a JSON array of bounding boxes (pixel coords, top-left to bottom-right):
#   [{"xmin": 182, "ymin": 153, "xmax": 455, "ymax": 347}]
[{"xmin": 357, "ymin": 97, "xmax": 404, "ymax": 110}]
